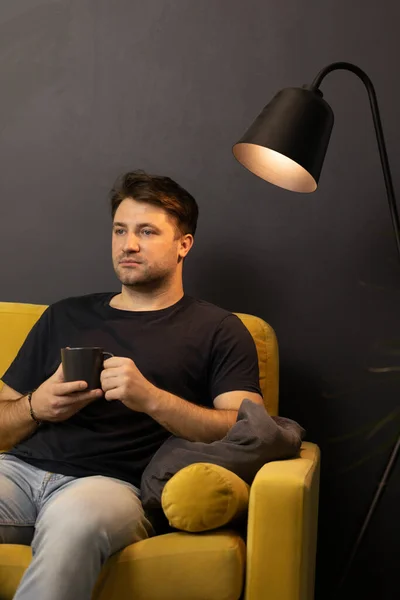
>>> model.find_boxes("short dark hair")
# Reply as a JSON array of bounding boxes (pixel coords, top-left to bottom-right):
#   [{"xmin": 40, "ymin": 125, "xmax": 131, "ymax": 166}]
[{"xmin": 110, "ymin": 170, "xmax": 199, "ymax": 236}]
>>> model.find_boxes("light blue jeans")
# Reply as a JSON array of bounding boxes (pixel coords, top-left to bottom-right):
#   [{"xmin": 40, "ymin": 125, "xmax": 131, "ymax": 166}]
[{"xmin": 0, "ymin": 453, "xmax": 154, "ymax": 600}]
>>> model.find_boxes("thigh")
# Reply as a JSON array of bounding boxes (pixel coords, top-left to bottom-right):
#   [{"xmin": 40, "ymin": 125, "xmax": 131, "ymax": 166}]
[
  {"xmin": 36, "ymin": 475, "xmax": 154, "ymax": 554},
  {"xmin": 0, "ymin": 454, "xmax": 37, "ymax": 545}
]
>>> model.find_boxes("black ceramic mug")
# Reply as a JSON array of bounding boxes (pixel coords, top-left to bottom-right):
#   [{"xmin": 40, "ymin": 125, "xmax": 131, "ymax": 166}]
[{"xmin": 61, "ymin": 347, "xmax": 114, "ymax": 390}]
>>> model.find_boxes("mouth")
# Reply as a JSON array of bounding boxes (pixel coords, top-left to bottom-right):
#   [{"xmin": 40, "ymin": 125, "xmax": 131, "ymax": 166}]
[{"xmin": 119, "ymin": 261, "xmax": 141, "ymax": 265}]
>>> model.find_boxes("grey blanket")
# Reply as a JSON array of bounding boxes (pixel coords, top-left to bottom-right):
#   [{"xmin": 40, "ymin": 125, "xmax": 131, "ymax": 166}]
[{"xmin": 141, "ymin": 399, "xmax": 305, "ymax": 511}]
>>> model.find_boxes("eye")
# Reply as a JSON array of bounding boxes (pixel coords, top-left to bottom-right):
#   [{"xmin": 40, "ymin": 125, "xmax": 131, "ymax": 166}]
[
  {"xmin": 114, "ymin": 228, "xmax": 126, "ymax": 235},
  {"xmin": 142, "ymin": 229, "xmax": 154, "ymax": 236}
]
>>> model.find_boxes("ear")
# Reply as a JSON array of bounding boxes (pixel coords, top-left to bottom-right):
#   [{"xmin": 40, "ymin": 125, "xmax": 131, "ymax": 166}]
[{"xmin": 178, "ymin": 234, "xmax": 194, "ymax": 259}]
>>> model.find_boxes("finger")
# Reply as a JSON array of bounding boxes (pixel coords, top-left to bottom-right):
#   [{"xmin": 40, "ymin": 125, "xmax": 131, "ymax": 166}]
[
  {"xmin": 54, "ymin": 380, "xmax": 89, "ymax": 396},
  {"xmin": 100, "ymin": 370, "xmax": 121, "ymax": 383},
  {"xmin": 103, "ymin": 356, "xmax": 130, "ymax": 368},
  {"xmin": 56, "ymin": 389, "xmax": 103, "ymax": 407},
  {"xmin": 101, "ymin": 382, "xmax": 120, "ymax": 396},
  {"xmin": 104, "ymin": 388, "xmax": 121, "ymax": 401},
  {"xmin": 51, "ymin": 363, "xmax": 65, "ymax": 382},
  {"xmin": 100, "ymin": 378, "xmax": 110, "ymax": 392},
  {"xmin": 75, "ymin": 389, "xmax": 103, "ymax": 403},
  {"xmin": 100, "ymin": 370, "xmax": 122, "ymax": 388},
  {"xmin": 100, "ymin": 378, "xmax": 115, "ymax": 394},
  {"xmin": 102, "ymin": 357, "xmax": 118, "ymax": 367}
]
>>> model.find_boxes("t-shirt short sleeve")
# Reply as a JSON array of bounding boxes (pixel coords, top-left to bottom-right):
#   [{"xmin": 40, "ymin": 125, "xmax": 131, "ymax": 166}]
[
  {"xmin": 1, "ymin": 307, "xmax": 53, "ymax": 395},
  {"xmin": 208, "ymin": 314, "xmax": 262, "ymax": 400}
]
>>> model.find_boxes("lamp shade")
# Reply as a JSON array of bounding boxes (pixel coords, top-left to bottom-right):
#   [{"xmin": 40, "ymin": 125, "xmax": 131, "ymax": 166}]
[{"xmin": 233, "ymin": 87, "xmax": 335, "ymax": 192}]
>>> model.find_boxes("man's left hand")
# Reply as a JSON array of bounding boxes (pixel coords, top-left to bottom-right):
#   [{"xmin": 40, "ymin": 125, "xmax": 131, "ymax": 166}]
[{"xmin": 100, "ymin": 356, "xmax": 154, "ymax": 412}]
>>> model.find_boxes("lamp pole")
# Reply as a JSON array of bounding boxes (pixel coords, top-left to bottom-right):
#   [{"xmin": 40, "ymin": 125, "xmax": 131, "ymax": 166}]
[
  {"xmin": 233, "ymin": 61, "xmax": 400, "ymax": 593},
  {"xmin": 310, "ymin": 63, "xmax": 400, "ymax": 593}
]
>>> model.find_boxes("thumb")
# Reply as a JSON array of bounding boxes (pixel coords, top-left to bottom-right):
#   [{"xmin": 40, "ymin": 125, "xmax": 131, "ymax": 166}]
[{"xmin": 51, "ymin": 362, "xmax": 65, "ymax": 382}]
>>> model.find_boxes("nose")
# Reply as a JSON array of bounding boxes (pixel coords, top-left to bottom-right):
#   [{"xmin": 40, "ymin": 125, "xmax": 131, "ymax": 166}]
[{"xmin": 123, "ymin": 233, "xmax": 140, "ymax": 252}]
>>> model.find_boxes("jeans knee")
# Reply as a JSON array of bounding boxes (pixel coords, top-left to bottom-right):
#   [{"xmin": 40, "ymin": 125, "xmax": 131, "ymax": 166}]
[
  {"xmin": 34, "ymin": 504, "xmax": 149, "ymax": 557},
  {"xmin": 37, "ymin": 508, "xmax": 109, "ymax": 544}
]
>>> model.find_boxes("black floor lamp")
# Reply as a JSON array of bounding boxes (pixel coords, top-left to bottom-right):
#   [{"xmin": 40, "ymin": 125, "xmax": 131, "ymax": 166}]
[{"xmin": 232, "ymin": 61, "xmax": 400, "ymax": 591}]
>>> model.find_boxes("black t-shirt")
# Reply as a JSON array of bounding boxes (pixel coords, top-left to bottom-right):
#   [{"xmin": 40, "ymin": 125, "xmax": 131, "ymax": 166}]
[{"xmin": 2, "ymin": 293, "xmax": 261, "ymax": 487}]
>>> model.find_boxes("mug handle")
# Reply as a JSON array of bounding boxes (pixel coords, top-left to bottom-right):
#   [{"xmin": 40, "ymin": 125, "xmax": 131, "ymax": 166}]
[{"xmin": 103, "ymin": 352, "xmax": 114, "ymax": 360}]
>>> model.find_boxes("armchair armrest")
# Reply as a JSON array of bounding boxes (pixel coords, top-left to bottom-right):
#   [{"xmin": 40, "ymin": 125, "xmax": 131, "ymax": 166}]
[{"xmin": 245, "ymin": 442, "xmax": 320, "ymax": 600}]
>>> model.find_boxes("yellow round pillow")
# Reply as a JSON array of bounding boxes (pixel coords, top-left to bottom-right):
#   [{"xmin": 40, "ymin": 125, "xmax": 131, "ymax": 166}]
[{"xmin": 161, "ymin": 462, "xmax": 250, "ymax": 532}]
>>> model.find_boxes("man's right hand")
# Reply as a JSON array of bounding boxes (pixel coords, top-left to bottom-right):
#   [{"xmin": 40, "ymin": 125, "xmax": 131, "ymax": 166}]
[{"xmin": 30, "ymin": 363, "xmax": 103, "ymax": 422}]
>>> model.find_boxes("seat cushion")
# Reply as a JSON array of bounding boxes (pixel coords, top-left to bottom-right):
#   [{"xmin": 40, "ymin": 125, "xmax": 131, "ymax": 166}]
[
  {"xmin": 0, "ymin": 532, "xmax": 245, "ymax": 600},
  {"xmin": 162, "ymin": 463, "xmax": 249, "ymax": 532},
  {"xmin": 0, "ymin": 545, "xmax": 32, "ymax": 600},
  {"xmin": 93, "ymin": 531, "xmax": 245, "ymax": 600}
]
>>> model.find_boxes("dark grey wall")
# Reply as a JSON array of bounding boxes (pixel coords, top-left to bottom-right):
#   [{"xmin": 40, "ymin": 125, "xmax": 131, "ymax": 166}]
[{"xmin": 1, "ymin": 1, "xmax": 399, "ymax": 598}]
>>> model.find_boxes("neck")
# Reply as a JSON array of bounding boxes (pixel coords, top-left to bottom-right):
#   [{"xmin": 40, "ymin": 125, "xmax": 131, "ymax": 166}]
[{"xmin": 111, "ymin": 280, "xmax": 184, "ymax": 312}]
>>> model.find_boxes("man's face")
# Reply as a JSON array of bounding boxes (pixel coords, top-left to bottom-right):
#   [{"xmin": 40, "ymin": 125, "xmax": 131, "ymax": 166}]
[{"xmin": 112, "ymin": 198, "xmax": 190, "ymax": 288}]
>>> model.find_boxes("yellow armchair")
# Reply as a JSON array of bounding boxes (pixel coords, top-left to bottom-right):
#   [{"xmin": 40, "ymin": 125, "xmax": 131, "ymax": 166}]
[{"xmin": 0, "ymin": 301, "xmax": 320, "ymax": 600}]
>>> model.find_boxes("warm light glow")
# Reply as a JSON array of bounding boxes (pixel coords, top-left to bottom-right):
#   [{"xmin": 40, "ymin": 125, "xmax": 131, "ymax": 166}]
[{"xmin": 233, "ymin": 143, "xmax": 317, "ymax": 193}]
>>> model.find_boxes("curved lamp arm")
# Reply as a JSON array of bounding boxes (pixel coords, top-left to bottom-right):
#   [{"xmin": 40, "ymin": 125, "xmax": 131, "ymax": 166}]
[{"xmin": 309, "ymin": 61, "xmax": 400, "ymax": 263}]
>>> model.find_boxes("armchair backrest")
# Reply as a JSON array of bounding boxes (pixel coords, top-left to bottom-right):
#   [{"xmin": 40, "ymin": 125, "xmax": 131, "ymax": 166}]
[{"xmin": 0, "ymin": 302, "xmax": 279, "ymax": 415}]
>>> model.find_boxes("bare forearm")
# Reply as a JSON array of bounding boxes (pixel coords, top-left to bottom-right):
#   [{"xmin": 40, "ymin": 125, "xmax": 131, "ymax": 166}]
[
  {"xmin": 147, "ymin": 389, "xmax": 238, "ymax": 442},
  {"xmin": 0, "ymin": 397, "xmax": 37, "ymax": 450}
]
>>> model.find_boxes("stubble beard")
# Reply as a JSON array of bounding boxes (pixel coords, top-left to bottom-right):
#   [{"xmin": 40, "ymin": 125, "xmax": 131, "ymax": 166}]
[{"xmin": 114, "ymin": 262, "xmax": 173, "ymax": 289}]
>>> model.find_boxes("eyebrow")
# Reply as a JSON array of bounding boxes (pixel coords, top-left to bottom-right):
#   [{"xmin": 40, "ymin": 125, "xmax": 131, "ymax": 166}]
[{"xmin": 113, "ymin": 221, "xmax": 162, "ymax": 232}]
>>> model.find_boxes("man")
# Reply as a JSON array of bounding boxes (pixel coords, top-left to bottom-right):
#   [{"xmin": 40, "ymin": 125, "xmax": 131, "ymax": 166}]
[{"xmin": 0, "ymin": 170, "xmax": 263, "ymax": 600}]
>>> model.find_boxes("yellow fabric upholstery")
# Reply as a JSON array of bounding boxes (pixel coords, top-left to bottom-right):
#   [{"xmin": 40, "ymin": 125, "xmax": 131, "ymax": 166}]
[
  {"xmin": 235, "ymin": 311, "xmax": 279, "ymax": 415},
  {"xmin": 93, "ymin": 531, "xmax": 246, "ymax": 600},
  {"xmin": 0, "ymin": 545, "xmax": 32, "ymax": 600},
  {"xmin": 245, "ymin": 442, "xmax": 320, "ymax": 600},
  {"xmin": 0, "ymin": 302, "xmax": 47, "ymax": 394},
  {"xmin": 0, "ymin": 533, "xmax": 246, "ymax": 600},
  {"xmin": 161, "ymin": 463, "xmax": 249, "ymax": 532},
  {"xmin": 0, "ymin": 301, "xmax": 320, "ymax": 600}
]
